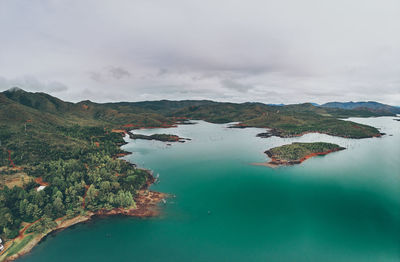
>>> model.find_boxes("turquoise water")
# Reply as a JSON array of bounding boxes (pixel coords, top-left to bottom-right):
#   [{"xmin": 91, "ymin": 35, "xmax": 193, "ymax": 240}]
[{"xmin": 21, "ymin": 117, "xmax": 400, "ymax": 262}]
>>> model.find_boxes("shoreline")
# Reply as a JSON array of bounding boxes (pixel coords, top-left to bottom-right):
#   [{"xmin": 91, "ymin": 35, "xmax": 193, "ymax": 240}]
[
  {"xmin": 0, "ymin": 126, "xmax": 168, "ymax": 262},
  {"xmin": 0, "ymin": 189, "xmax": 167, "ymax": 262}
]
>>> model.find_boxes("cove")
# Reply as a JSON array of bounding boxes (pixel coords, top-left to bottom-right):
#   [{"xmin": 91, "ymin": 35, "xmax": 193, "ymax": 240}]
[{"xmin": 20, "ymin": 117, "xmax": 400, "ymax": 262}]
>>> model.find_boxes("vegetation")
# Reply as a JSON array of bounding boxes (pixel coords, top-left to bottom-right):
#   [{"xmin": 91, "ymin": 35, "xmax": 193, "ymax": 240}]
[
  {"xmin": 170, "ymin": 103, "xmax": 384, "ymax": 138},
  {"xmin": 0, "ymin": 88, "xmax": 386, "ymax": 247},
  {"xmin": 0, "ymin": 123, "xmax": 151, "ymax": 243},
  {"xmin": 1, "ymin": 89, "xmax": 387, "ymax": 142},
  {"xmin": 321, "ymin": 101, "xmax": 400, "ymax": 114},
  {"xmin": 3, "ymin": 234, "xmax": 35, "ymax": 257},
  {"xmin": 266, "ymin": 142, "xmax": 345, "ymax": 161},
  {"xmin": 128, "ymin": 133, "xmax": 186, "ymax": 142}
]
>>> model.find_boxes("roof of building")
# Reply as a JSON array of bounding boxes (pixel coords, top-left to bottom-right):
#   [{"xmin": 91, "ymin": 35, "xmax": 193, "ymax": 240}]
[{"xmin": 37, "ymin": 185, "xmax": 47, "ymax": 191}]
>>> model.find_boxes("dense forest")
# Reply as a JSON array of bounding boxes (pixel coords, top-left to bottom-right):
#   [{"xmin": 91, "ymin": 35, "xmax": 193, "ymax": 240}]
[{"xmin": 0, "ymin": 126, "xmax": 151, "ymax": 240}]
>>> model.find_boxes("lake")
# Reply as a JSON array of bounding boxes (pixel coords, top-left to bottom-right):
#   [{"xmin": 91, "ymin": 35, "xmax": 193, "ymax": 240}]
[{"xmin": 20, "ymin": 117, "xmax": 400, "ymax": 262}]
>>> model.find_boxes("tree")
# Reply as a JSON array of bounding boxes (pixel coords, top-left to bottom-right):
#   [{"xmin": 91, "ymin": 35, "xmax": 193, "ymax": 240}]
[{"xmin": 86, "ymin": 184, "xmax": 99, "ymax": 210}]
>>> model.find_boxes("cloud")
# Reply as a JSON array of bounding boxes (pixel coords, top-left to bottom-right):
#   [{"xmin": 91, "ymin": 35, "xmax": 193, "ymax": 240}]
[
  {"xmin": 221, "ymin": 79, "xmax": 253, "ymax": 93},
  {"xmin": 88, "ymin": 66, "xmax": 131, "ymax": 83},
  {"xmin": 0, "ymin": 75, "xmax": 68, "ymax": 93},
  {"xmin": 88, "ymin": 72, "xmax": 103, "ymax": 82},
  {"xmin": 108, "ymin": 66, "xmax": 131, "ymax": 79},
  {"xmin": 0, "ymin": 0, "xmax": 399, "ymax": 105}
]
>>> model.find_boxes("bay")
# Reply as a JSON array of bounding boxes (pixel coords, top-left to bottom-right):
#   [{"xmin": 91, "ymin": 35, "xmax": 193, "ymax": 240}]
[{"xmin": 20, "ymin": 117, "xmax": 400, "ymax": 262}]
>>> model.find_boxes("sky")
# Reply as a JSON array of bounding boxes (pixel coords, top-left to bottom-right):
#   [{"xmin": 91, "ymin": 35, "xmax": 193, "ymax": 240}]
[{"xmin": 0, "ymin": 0, "xmax": 399, "ymax": 105}]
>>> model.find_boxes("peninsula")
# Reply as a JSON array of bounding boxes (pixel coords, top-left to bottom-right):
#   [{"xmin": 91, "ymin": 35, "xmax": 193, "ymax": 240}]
[{"xmin": 254, "ymin": 142, "xmax": 346, "ymax": 167}]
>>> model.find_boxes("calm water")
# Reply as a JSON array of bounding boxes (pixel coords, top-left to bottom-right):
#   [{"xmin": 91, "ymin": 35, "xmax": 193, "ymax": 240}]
[{"xmin": 21, "ymin": 117, "xmax": 400, "ymax": 262}]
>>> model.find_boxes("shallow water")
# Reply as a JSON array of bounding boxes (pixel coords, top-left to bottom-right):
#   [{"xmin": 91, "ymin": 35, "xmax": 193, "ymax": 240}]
[{"xmin": 21, "ymin": 117, "xmax": 400, "ymax": 262}]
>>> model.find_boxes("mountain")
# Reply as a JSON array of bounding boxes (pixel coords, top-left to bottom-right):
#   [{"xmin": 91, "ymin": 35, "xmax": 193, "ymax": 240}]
[
  {"xmin": 0, "ymin": 88, "xmax": 392, "ymax": 167},
  {"xmin": 267, "ymin": 103, "xmax": 285, "ymax": 106},
  {"xmin": 321, "ymin": 101, "xmax": 400, "ymax": 114}
]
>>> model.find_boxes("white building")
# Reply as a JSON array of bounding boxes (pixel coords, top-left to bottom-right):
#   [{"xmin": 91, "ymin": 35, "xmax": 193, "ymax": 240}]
[{"xmin": 36, "ymin": 185, "xmax": 46, "ymax": 191}]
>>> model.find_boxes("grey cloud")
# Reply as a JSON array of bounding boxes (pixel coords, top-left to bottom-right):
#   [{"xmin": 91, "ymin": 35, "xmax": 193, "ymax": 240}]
[
  {"xmin": 108, "ymin": 66, "xmax": 131, "ymax": 79},
  {"xmin": 0, "ymin": 76, "xmax": 68, "ymax": 92},
  {"xmin": 0, "ymin": 0, "xmax": 399, "ymax": 105},
  {"xmin": 88, "ymin": 66, "xmax": 131, "ymax": 83},
  {"xmin": 221, "ymin": 79, "xmax": 254, "ymax": 93},
  {"xmin": 157, "ymin": 68, "xmax": 168, "ymax": 76},
  {"xmin": 89, "ymin": 72, "xmax": 103, "ymax": 82}
]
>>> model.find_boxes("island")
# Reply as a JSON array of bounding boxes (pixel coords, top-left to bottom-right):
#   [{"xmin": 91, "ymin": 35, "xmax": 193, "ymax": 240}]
[
  {"xmin": 253, "ymin": 142, "xmax": 345, "ymax": 168},
  {"xmin": 127, "ymin": 132, "xmax": 191, "ymax": 143}
]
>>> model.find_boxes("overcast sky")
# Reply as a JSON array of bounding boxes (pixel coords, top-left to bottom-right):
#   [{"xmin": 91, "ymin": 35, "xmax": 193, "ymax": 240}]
[{"xmin": 0, "ymin": 0, "xmax": 399, "ymax": 105}]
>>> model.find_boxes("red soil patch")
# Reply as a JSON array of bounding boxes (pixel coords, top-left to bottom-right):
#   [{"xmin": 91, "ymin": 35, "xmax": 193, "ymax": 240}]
[
  {"xmin": 297, "ymin": 149, "xmax": 339, "ymax": 163},
  {"xmin": 122, "ymin": 124, "xmax": 137, "ymax": 128},
  {"xmin": 111, "ymin": 129, "xmax": 127, "ymax": 134},
  {"xmin": 34, "ymin": 177, "xmax": 49, "ymax": 187},
  {"xmin": 114, "ymin": 152, "xmax": 129, "ymax": 157},
  {"xmin": 8, "ymin": 150, "xmax": 15, "ymax": 168}
]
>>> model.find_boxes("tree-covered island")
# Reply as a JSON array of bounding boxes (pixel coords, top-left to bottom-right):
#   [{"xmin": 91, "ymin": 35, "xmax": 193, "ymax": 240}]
[
  {"xmin": 254, "ymin": 142, "xmax": 346, "ymax": 167},
  {"xmin": 127, "ymin": 132, "xmax": 191, "ymax": 142}
]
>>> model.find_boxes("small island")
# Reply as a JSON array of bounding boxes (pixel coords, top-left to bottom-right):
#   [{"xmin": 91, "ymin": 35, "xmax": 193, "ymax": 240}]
[
  {"xmin": 254, "ymin": 142, "xmax": 345, "ymax": 167},
  {"xmin": 127, "ymin": 132, "xmax": 191, "ymax": 143}
]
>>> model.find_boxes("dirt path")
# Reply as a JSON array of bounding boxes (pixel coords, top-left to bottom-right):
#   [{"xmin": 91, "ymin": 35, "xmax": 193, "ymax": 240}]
[{"xmin": 17, "ymin": 219, "xmax": 41, "ymax": 240}]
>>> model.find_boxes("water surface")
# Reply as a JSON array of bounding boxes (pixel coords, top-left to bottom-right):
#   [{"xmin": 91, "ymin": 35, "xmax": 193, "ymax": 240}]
[{"xmin": 21, "ymin": 117, "xmax": 400, "ymax": 262}]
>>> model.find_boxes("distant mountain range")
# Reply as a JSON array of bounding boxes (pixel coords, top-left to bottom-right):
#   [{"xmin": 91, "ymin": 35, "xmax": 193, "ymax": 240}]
[{"xmin": 321, "ymin": 101, "xmax": 400, "ymax": 114}]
